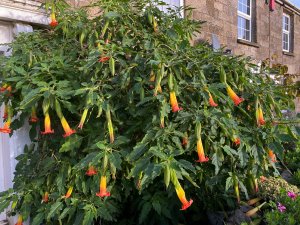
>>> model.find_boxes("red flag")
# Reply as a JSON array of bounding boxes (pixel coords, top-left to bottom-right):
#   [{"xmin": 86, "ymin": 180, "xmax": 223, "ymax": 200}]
[{"xmin": 269, "ymin": 0, "xmax": 275, "ymax": 11}]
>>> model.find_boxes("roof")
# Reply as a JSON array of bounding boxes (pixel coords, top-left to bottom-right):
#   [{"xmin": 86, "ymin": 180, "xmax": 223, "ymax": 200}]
[{"xmin": 276, "ymin": 0, "xmax": 300, "ymax": 15}]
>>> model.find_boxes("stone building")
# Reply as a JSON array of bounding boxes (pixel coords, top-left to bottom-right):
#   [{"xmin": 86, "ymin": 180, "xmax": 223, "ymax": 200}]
[{"xmin": 185, "ymin": 0, "xmax": 300, "ymax": 112}]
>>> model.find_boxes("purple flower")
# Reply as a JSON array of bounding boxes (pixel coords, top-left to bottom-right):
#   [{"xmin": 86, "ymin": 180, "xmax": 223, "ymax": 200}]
[
  {"xmin": 277, "ymin": 202, "xmax": 286, "ymax": 213},
  {"xmin": 287, "ymin": 191, "xmax": 297, "ymax": 200}
]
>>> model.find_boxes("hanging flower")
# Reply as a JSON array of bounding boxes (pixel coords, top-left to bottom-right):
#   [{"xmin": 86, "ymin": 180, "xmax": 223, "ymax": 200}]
[
  {"xmin": 62, "ymin": 186, "xmax": 73, "ymax": 199},
  {"xmin": 42, "ymin": 192, "xmax": 49, "ymax": 203},
  {"xmin": 226, "ymin": 85, "xmax": 244, "ymax": 106},
  {"xmin": 174, "ymin": 182, "xmax": 193, "ymax": 210},
  {"xmin": 106, "ymin": 106, "xmax": 114, "ymax": 143},
  {"xmin": 208, "ymin": 93, "xmax": 218, "ymax": 107},
  {"xmin": 96, "ymin": 176, "xmax": 111, "ymax": 197},
  {"xmin": 277, "ymin": 202, "xmax": 286, "ymax": 213},
  {"xmin": 85, "ymin": 166, "xmax": 97, "ymax": 176},
  {"xmin": 160, "ymin": 116, "xmax": 164, "ymax": 128},
  {"xmin": 196, "ymin": 139, "xmax": 209, "ymax": 163},
  {"xmin": 41, "ymin": 112, "xmax": 54, "ymax": 135},
  {"xmin": 3, "ymin": 104, "xmax": 8, "ymax": 119},
  {"xmin": 182, "ymin": 136, "xmax": 188, "ymax": 147},
  {"xmin": 98, "ymin": 56, "xmax": 110, "ymax": 62},
  {"xmin": 50, "ymin": 12, "xmax": 58, "ymax": 27},
  {"xmin": 78, "ymin": 108, "xmax": 88, "ymax": 130},
  {"xmin": 287, "ymin": 191, "xmax": 297, "ymax": 200},
  {"xmin": 256, "ymin": 106, "xmax": 266, "ymax": 126},
  {"xmin": 29, "ymin": 107, "xmax": 38, "ymax": 123},
  {"xmin": 169, "ymin": 91, "xmax": 182, "ymax": 112},
  {"xmin": 254, "ymin": 178, "xmax": 259, "ymax": 193},
  {"xmin": 233, "ymin": 137, "xmax": 240, "ymax": 146},
  {"xmin": 149, "ymin": 71, "xmax": 162, "ymax": 93},
  {"xmin": 60, "ymin": 117, "xmax": 76, "ymax": 137},
  {"xmin": 0, "ymin": 84, "xmax": 12, "ymax": 93},
  {"xmin": 268, "ymin": 149, "xmax": 277, "ymax": 162},
  {"xmin": 15, "ymin": 215, "xmax": 23, "ymax": 225},
  {"xmin": 0, "ymin": 104, "xmax": 12, "ymax": 133}
]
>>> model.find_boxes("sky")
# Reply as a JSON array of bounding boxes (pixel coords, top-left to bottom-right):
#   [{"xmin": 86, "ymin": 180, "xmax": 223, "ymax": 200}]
[{"xmin": 288, "ymin": 0, "xmax": 300, "ymax": 8}]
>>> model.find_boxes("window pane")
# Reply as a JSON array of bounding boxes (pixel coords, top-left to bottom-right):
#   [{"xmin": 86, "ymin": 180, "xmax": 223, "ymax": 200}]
[
  {"xmin": 238, "ymin": 16, "xmax": 251, "ymax": 41},
  {"xmin": 283, "ymin": 33, "xmax": 289, "ymax": 51},
  {"xmin": 238, "ymin": 0, "xmax": 250, "ymax": 15},
  {"xmin": 283, "ymin": 15, "xmax": 290, "ymax": 31}
]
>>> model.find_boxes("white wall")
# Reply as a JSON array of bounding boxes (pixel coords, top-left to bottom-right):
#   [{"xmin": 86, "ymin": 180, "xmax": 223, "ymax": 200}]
[{"xmin": 0, "ymin": 22, "xmax": 33, "ymax": 225}]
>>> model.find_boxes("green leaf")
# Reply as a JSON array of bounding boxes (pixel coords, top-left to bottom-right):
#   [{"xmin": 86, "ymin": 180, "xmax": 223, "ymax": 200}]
[
  {"xmin": 212, "ymin": 149, "xmax": 224, "ymax": 174},
  {"xmin": 73, "ymin": 210, "xmax": 84, "ymax": 225},
  {"xmin": 127, "ymin": 143, "xmax": 148, "ymax": 162},
  {"xmin": 82, "ymin": 209, "xmax": 94, "ymax": 225},
  {"xmin": 59, "ymin": 207, "xmax": 71, "ymax": 220},
  {"xmin": 225, "ymin": 176, "xmax": 233, "ymax": 191},
  {"xmin": 108, "ymin": 152, "xmax": 122, "ymax": 169},
  {"xmin": 104, "ymin": 11, "xmax": 121, "ymax": 19},
  {"xmin": 59, "ymin": 135, "xmax": 83, "ymax": 153},
  {"xmin": 139, "ymin": 202, "xmax": 152, "ymax": 224},
  {"xmin": 222, "ymin": 145, "xmax": 238, "ymax": 158},
  {"xmin": 47, "ymin": 201, "xmax": 63, "ymax": 220},
  {"xmin": 152, "ymin": 200, "xmax": 161, "ymax": 215},
  {"xmin": 74, "ymin": 152, "xmax": 104, "ymax": 170},
  {"xmin": 31, "ymin": 212, "xmax": 45, "ymax": 225}
]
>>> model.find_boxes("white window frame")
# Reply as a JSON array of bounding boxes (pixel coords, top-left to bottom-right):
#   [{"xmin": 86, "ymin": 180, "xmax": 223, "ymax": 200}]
[
  {"xmin": 237, "ymin": 0, "xmax": 252, "ymax": 42},
  {"xmin": 282, "ymin": 13, "xmax": 290, "ymax": 52}
]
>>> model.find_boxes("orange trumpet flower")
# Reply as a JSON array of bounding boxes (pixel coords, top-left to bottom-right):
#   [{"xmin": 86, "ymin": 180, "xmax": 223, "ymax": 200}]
[
  {"xmin": 256, "ymin": 107, "xmax": 266, "ymax": 126},
  {"xmin": 196, "ymin": 139, "xmax": 209, "ymax": 163},
  {"xmin": 0, "ymin": 105, "xmax": 12, "ymax": 134},
  {"xmin": 96, "ymin": 176, "xmax": 111, "ymax": 197},
  {"xmin": 50, "ymin": 12, "xmax": 58, "ymax": 27},
  {"xmin": 268, "ymin": 149, "xmax": 277, "ymax": 162},
  {"xmin": 0, "ymin": 122, "xmax": 11, "ymax": 133},
  {"xmin": 41, "ymin": 112, "xmax": 54, "ymax": 135},
  {"xmin": 98, "ymin": 56, "xmax": 110, "ymax": 62},
  {"xmin": 174, "ymin": 182, "xmax": 193, "ymax": 210},
  {"xmin": 233, "ymin": 137, "xmax": 240, "ymax": 146},
  {"xmin": 78, "ymin": 108, "xmax": 88, "ymax": 130},
  {"xmin": 85, "ymin": 166, "xmax": 97, "ymax": 176},
  {"xmin": 42, "ymin": 192, "xmax": 49, "ymax": 203},
  {"xmin": 0, "ymin": 84, "xmax": 12, "ymax": 93},
  {"xmin": 60, "ymin": 117, "xmax": 76, "ymax": 138},
  {"xmin": 62, "ymin": 186, "xmax": 73, "ymax": 199},
  {"xmin": 182, "ymin": 135, "xmax": 188, "ymax": 147},
  {"xmin": 169, "ymin": 91, "xmax": 182, "ymax": 112},
  {"xmin": 208, "ymin": 93, "xmax": 218, "ymax": 107},
  {"xmin": 15, "ymin": 215, "xmax": 23, "ymax": 225},
  {"xmin": 226, "ymin": 85, "xmax": 244, "ymax": 106},
  {"xmin": 29, "ymin": 107, "xmax": 38, "ymax": 123}
]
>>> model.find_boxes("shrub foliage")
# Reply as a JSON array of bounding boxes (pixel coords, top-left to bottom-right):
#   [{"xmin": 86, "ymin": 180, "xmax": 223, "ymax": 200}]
[{"xmin": 0, "ymin": 0, "xmax": 298, "ymax": 224}]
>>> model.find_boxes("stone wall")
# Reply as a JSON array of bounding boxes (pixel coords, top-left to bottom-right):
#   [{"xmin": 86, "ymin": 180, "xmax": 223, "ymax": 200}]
[{"xmin": 185, "ymin": 0, "xmax": 300, "ymax": 74}]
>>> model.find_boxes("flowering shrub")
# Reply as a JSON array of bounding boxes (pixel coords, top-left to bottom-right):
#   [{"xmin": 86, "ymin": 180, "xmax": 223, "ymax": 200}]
[
  {"xmin": 0, "ymin": 0, "xmax": 298, "ymax": 224},
  {"xmin": 265, "ymin": 190, "xmax": 300, "ymax": 225},
  {"xmin": 258, "ymin": 177, "xmax": 299, "ymax": 201}
]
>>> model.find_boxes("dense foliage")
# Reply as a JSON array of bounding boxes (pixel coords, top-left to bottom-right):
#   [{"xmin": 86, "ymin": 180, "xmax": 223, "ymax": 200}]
[{"xmin": 0, "ymin": 0, "xmax": 298, "ymax": 224}]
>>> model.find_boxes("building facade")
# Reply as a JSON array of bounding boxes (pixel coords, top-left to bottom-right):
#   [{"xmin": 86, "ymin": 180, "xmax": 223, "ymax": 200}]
[{"xmin": 184, "ymin": 0, "xmax": 300, "ymax": 112}]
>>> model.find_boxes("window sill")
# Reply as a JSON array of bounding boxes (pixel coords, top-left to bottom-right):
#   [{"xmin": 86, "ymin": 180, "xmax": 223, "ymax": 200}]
[
  {"xmin": 237, "ymin": 39, "xmax": 259, "ymax": 48},
  {"xmin": 282, "ymin": 51, "xmax": 294, "ymax": 57}
]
